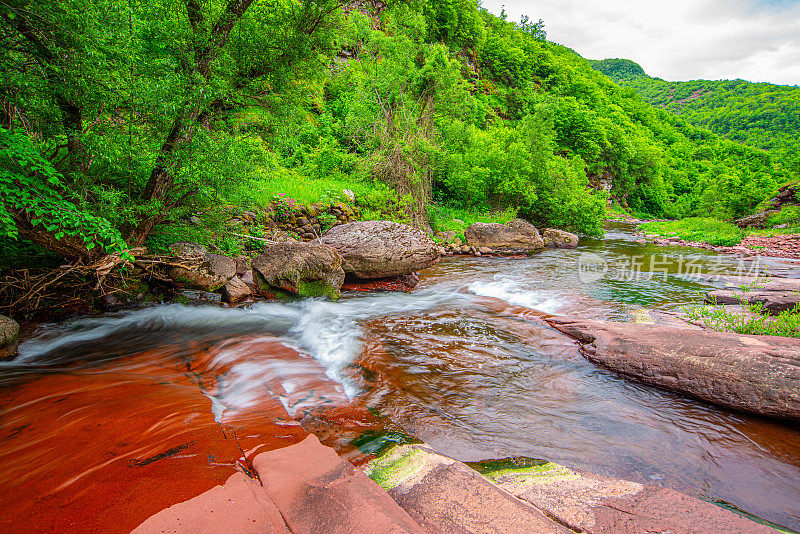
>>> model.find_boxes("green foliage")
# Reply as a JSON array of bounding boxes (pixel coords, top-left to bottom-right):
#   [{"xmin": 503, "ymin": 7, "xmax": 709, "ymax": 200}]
[
  {"xmin": 687, "ymin": 280, "xmax": 800, "ymax": 339},
  {"xmin": 1, "ymin": 0, "xmax": 788, "ymax": 265},
  {"xmin": 766, "ymin": 205, "xmax": 800, "ymax": 227},
  {"xmin": 0, "ymin": 128, "xmax": 128, "ymax": 254},
  {"xmin": 640, "ymin": 217, "xmax": 744, "ymax": 246},
  {"xmin": 686, "ymin": 302, "xmax": 800, "ymax": 339},
  {"xmin": 590, "ymin": 58, "xmax": 800, "ymax": 179}
]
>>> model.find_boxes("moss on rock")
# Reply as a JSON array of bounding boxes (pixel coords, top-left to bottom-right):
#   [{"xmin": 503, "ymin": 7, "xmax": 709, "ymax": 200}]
[{"xmin": 467, "ymin": 457, "xmax": 580, "ymax": 486}]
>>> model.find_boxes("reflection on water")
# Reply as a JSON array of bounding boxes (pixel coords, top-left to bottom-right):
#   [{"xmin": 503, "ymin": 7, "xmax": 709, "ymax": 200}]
[{"xmin": 2, "ymin": 221, "xmax": 800, "ymax": 530}]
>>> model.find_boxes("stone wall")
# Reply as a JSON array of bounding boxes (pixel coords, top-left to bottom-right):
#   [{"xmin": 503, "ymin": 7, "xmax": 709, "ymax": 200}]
[{"xmin": 265, "ymin": 202, "xmax": 360, "ymax": 240}]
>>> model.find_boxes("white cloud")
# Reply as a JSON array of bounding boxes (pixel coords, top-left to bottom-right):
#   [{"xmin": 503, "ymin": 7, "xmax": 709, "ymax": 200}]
[{"xmin": 482, "ymin": 0, "xmax": 800, "ymax": 85}]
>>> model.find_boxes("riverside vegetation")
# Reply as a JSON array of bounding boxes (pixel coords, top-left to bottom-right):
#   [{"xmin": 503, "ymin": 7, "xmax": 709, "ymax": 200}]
[{"xmin": 0, "ymin": 0, "xmax": 798, "ymax": 315}]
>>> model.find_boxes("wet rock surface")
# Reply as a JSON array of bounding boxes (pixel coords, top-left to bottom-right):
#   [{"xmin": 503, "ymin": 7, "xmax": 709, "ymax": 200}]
[
  {"xmin": 546, "ymin": 316, "xmax": 800, "ymax": 420},
  {"xmin": 465, "ymin": 219, "xmax": 544, "ymax": 253},
  {"xmin": 136, "ymin": 435, "xmax": 423, "ymax": 534},
  {"xmin": 254, "ymin": 435, "xmax": 424, "ymax": 533},
  {"xmin": 321, "ymin": 220, "xmax": 439, "ymax": 279},
  {"xmin": 251, "ymin": 241, "xmax": 345, "ymax": 300},
  {"xmin": 365, "ymin": 443, "xmax": 774, "ymax": 534}
]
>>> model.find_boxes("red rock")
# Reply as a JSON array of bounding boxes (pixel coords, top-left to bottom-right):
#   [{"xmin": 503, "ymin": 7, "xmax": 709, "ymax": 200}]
[
  {"xmin": 133, "ymin": 472, "xmax": 290, "ymax": 534},
  {"xmin": 253, "ymin": 434, "xmax": 425, "ymax": 533},
  {"xmin": 343, "ymin": 273, "xmax": 419, "ymax": 292},
  {"xmin": 364, "ymin": 443, "xmax": 571, "ymax": 533},
  {"xmin": 546, "ymin": 316, "xmax": 800, "ymax": 420},
  {"xmin": 484, "ymin": 458, "xmax": 775, "ymax": 533}
]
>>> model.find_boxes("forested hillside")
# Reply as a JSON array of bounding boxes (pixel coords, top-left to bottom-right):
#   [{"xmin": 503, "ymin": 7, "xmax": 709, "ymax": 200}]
[
  {"xmin": 1, "ymin": 0, "xmax": 792, "ymax": 265},
  {"xmin": 591, "ymin": 58, "xmax": 800, "ymax": 178}
]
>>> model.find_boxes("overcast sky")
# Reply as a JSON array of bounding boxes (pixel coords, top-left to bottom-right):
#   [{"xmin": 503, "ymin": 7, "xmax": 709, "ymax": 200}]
[{"xmin": 482, "ymin": 0, "xmax": 800, "ymax": 85}]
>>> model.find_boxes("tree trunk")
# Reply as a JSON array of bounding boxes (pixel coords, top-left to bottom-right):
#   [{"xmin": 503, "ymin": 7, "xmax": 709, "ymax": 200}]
[{"xmin": 11, "ymin": 210, "xmax": 94, "ymax": 262}]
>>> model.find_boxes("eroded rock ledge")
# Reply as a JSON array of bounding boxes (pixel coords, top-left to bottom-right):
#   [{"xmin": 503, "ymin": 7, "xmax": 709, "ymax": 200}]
[{"xmin": 545, "ymin": 316, "xmax": 800, "ymax": 420}]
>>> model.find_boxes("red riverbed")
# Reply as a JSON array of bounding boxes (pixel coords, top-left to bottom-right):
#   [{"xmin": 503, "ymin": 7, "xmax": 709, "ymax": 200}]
[{"xmin": 2, "ymin": 229, "xmax": 800, "ymax": 531}]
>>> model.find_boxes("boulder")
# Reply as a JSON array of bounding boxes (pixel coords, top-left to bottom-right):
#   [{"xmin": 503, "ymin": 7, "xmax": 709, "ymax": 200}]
[
  {"xmin": 464, "ymin": 219, "xmax": 544, "ymax": 253},
  {"xmin": 221, "ymin": 276, "xmax": 252, "ymax": 303},
  {"xmin": 169, "ymin": 241, "xmax": 207, "ymax": 259},
  {"xmin": 167, "ymin": 242, "xmax": 237, "ymax": 292},
  {"xmin": 235, "ymin": 255, "xmax": 251, "ymax": 276},
  {"xmin": 321, "ymin": 221, "xmax": 439, "ymax": 279},
  {"xmin": 0, "ymin": 314, "xmax": 20, "ymax": 360},
  {"xmin": 167, "ymin": 257, "xmax": 235, "ymax": 292},
  {"xmin": 546, "ymin": 316, "xmax": 800, "ymax": 420},
  {"xmin": 204, "ymin": 253, "xmax": 237, "ymax": 279},
  {"xmin": 251, "ymin": 241, "xmax": 345, "ymax": 300},
  {"xmin": 706, "ymin": 288, "xmax": 800, "ymax": 315},
  {"xmin": 542, "ymin": 228, "xmax": 579, "ymax": 248}
]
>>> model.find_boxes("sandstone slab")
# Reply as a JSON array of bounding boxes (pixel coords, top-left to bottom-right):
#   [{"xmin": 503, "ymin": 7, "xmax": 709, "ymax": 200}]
[
  {"xmin": 476, "ymin": 457, "xmax": 775, "ymax": 533},
  {"xmin": 364, "ymin": 443, "xmax": 571, "ymax": 534},
  {"xmin": 253, "ymin": 435, "xmax": 424, "ymax": 533},
  {"xmin": 546, "ymin": 316, "xmax": 800, "ymax": 420}
]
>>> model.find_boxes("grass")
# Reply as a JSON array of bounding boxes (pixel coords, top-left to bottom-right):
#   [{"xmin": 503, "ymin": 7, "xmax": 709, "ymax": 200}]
[
  {"xmin": 232, "ymin": 168, "xmax": 365, "ymax": 207},
  {"xmin": 640, "ymin": 217, "xmax": 744, "ymax": 246},
  {"xmin": 747, "ymin": 224, "xmax": 800, "ymax": 237},
  {"xmin": 686, "ymin": 301, "xmax": 800, "ymax": 338},
  {"xmin": 428, "ymin": 204, "xmax": 517, "ymax": 240},
  {"xmin": 685, "ymin": 278, "xmax": 800, "ymax": 339}
]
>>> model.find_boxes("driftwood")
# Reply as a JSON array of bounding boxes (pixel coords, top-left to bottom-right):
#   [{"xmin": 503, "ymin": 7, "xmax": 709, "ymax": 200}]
[{"xmin": 0, "ymin": 249, "xmax": 202, "ymax": 316}]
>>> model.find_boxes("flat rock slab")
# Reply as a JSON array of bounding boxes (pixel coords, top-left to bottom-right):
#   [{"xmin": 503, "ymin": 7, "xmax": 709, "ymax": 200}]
[
  {"xmin": 364, "ymin": 443, "xmax": 572, "ymax": 534},
  {"xmin": 545, "ymin": 316, "xmax": 800, "ymax": 420},
  {"xmin": 133, "ymin": 472, "xmax": 290, "ymax": 534},
  {"xmin": 706, "ymin": 288, "xmax": 800, "ymax": 314},
  {"xmin": 254, "ymin": 435, "xmax": 424, "ymax": 533},
  {"xmin": 136, "ymin": 435, "xmax": 423, "ymax": 534},
  {"xmin": 478, "ymin": 459, "xmax": 776, "ymax": 533}
]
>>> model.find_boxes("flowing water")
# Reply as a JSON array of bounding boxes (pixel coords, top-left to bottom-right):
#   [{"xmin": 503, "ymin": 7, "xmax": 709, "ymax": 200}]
[{"xmin": 2, "ymin": 222, "xmax": 800, "ymax": 531}]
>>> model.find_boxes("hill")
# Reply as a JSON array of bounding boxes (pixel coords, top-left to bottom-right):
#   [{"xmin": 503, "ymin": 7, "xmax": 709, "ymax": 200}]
[{"xmin": 590, "ymin": 58, "xmax": 800, "ymax": 176}]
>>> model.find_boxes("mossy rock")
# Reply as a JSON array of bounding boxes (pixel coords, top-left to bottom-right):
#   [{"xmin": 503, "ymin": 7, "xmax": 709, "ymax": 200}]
[
  {"xmin": 251, "ymin": 241, "xmax": 345, "ymax": 300},
  {"xmin": 467, "ymin": 457, "xmax": 580, "ymax": 486}
]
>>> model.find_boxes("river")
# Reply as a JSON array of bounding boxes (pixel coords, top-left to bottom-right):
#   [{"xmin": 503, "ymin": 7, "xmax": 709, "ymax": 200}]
[{"xmin": 1, "ymin": 222, "xmax": 799, "ymax": 531}]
